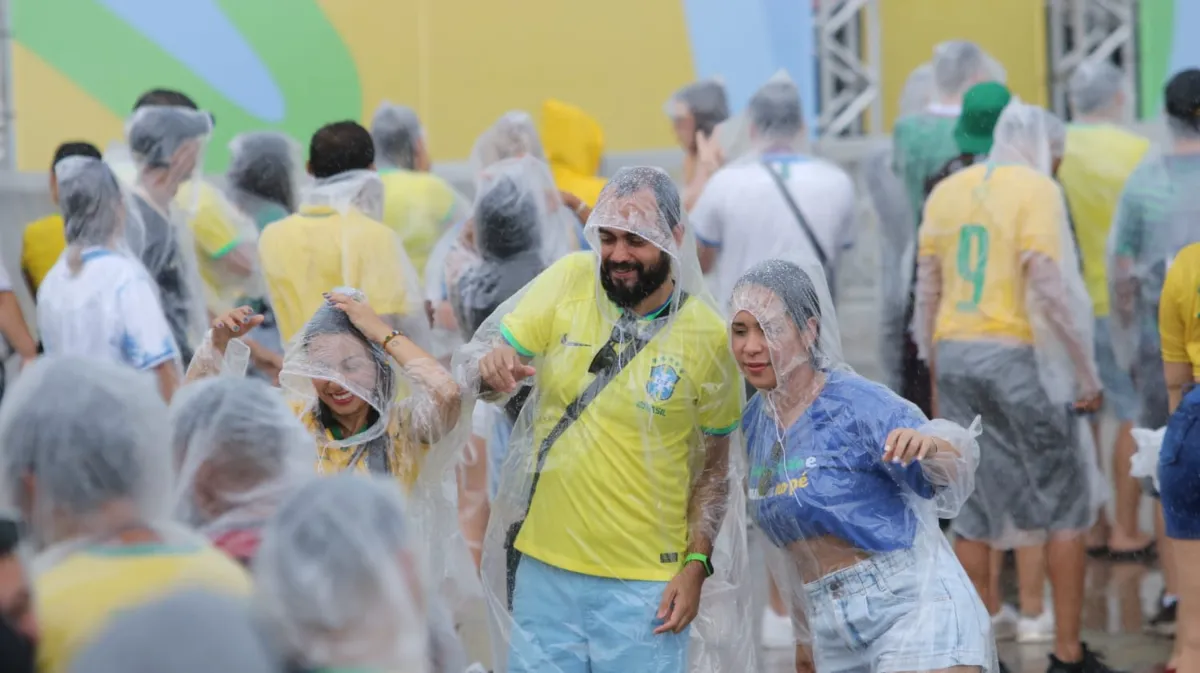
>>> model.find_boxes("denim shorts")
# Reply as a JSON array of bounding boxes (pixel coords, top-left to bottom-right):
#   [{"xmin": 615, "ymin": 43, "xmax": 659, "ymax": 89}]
[
  {"xmin": 1094, "ymin": 317, "xmax": 1139, "ymax": 423},
  {"xmin": 1160, "ymin": 385, "xmax": 1200, "ymax": 539},
  {"xmin": 804, "ymin": 547, "xmax": 993, "ymax": 673},
  {"xmin": 507, "ymin": 556, "xmax": 688, "ymax": 673}
]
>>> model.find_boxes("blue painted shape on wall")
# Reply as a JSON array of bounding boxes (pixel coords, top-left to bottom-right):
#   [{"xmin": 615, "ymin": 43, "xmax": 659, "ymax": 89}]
[
  {"xmin": 98, "ymin": 0, "xmax": 285, "ymax": 122},
  {"xmin": 680, "ymin": 0, "xmax": 817, "ymax": 136}
]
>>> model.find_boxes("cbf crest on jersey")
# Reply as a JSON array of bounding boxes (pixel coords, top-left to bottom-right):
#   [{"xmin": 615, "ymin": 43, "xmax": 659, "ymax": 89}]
[{"xmin": 646, "ymin": 355, "xmax": 683, "ymax": 402}]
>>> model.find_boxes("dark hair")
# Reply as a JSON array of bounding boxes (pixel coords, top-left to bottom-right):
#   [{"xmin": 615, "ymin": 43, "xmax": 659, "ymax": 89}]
[
  {"xmin": 228, "ymin": 134, "xmax": 297, "ymax": 212},
  {"xmin": 51, "ymin": 141, "xmax": 102, "ymax": 170},
  {"xmin": 1165, "ymin": 69, "xmax": 1200, "ymax": 134},
  {"xmin": 605, "ymin": 166, "xmax": 681, "ymax": 231},
  {"xmin": 309, "ymin": 121, "xmax": 375, "ymax": 179},
  {"xmin": 302, "ymin": 302, "xmax": 397, "ymax": 472},
  {"xmin": 133, "ymin": 89, "xmax": 198, "ymax": 112},
  {"xmin": 675, "ymin": 81, "xmax": 730, "ymax": 137}
]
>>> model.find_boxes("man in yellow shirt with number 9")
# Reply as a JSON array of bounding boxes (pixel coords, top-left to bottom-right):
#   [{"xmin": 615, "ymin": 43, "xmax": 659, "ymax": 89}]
[{"xmin": 915, "ymin": 102, "xmax": 1117, "ymax": 672}]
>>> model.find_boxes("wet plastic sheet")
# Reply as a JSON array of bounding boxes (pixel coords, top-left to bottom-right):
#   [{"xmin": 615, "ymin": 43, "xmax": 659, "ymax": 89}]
[
  {"xmin": 914, "ymin": 102, "xmax": 1103, "ymax": 549},
  {"xmin": 257, "ymin": 170, "xmax": 432, "ymax": 350},
  {"xmin": 728, "ymin": 255, "xmax": 994, "ymax": 672},
  {"xmin": 453, "ymin": 167, "xmax": 754, "ymax": 672},
  {"xmin": 124, "ymin": 105, "xmax": 217, "ymax": 360}
]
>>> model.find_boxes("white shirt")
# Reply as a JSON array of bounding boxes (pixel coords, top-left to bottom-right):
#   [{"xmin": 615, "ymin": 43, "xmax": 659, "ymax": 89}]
[
  {"xmin": 37, "ymin": 248, "xmax": 179, "ymax": 370},
  {"xmin": 691, "ymin": 154, "xmax": 857, "ymax": 307}
]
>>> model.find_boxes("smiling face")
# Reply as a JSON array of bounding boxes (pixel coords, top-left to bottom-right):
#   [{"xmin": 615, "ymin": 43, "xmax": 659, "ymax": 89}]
[
  {"xmin": 730, "ymin": 285, "xmax": 816, "ymax": 391},
  {"xmin": 306, "ymin": 333, "xmax": 378, "ymax": 419}
]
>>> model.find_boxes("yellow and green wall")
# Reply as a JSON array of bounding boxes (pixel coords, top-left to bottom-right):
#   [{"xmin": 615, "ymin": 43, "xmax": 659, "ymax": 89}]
[{"xmin": 10, "ymin": 0, "xmax": 1192, "ymax": 174}]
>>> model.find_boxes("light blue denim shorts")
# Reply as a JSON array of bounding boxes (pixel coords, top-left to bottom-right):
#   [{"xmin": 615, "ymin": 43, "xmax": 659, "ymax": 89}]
[
  {"xmin": 507, "ymin": 556, "xmax": 688, "ymax": 673},
  {"xmin": 804, "ymin": 547, "xmax": 993, "ymax": 673}
]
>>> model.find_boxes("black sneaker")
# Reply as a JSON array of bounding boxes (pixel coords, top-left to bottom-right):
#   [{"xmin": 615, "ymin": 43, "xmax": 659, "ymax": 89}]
[
  {"xmin": 1046, "ymin": 643, "xmax": 1127, "ymax": 673},
  {"xmin": 1146, "ymin": 599, "xmax": 1178, "ymax": 637}
]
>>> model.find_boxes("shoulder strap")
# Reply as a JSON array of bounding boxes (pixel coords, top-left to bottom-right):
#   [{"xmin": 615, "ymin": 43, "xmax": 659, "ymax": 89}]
[
  {"xmin": 762, "ymin": 160, "xmax": 828, "ymax": 266},
  {"xmin": 523, "ymin": 294, "xmax": 689, "ymax": 508}
]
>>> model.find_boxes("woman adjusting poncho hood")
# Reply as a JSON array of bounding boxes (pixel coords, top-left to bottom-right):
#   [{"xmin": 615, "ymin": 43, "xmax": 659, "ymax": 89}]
[{"xmin": 455, "ymin": 166, "xmax": 753, "ymax": 673}]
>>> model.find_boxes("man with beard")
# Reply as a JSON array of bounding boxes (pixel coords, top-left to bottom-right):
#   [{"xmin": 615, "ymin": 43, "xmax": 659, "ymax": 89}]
[{"xmin": 473, "ymin": 167, "xmax": 741, "ymax": 673}]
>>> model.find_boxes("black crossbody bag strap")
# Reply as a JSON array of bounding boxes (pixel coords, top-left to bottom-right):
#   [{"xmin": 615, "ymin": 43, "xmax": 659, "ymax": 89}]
[
  {"xmin": 504, "ymin": 294, "xmax": 689, "ymax": 609},
  {"xmin": 763, "ymin": 160, "xmax": 828, "ymax": 267}
]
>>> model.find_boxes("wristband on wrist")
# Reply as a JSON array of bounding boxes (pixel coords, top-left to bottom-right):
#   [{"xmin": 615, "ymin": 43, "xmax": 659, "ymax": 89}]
[{"xmin": 684, "ymin": 552, "xmax": 713, "ymax": 577}]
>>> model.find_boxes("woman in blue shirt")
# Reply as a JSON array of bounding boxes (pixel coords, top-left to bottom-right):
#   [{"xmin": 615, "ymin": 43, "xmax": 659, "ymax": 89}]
[{"xmin": 730, "ymin": 259, "xmax": 994, "ymax": 673}]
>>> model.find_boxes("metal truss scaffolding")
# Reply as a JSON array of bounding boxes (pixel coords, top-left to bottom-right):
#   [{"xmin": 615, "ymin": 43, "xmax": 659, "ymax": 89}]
[
  {"xmin": 815, "ymin": 0, "xmax": 882, "ymax": 141},
  {"xmin": 1047, "ymin": 0, "xmax": 1138, "ymax": 122}
]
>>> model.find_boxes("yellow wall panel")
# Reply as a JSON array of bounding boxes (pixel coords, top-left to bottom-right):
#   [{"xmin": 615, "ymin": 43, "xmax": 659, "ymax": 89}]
[
  {"xmin": 879, "ymin": 0, "xmax": 1048, "ymax": 130},
  {"xmin": 11, "ymin": 42, "xmax": 124, "ymax": 172},
  {"xmin": 319, "ymin": 0, "xmax": 694, "ymax": 159}
]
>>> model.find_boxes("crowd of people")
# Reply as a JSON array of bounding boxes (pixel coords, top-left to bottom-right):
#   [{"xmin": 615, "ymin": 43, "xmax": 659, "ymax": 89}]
[{"xmin": 0, "ymin": 35, "xmax": 1192, "ymax": 673}]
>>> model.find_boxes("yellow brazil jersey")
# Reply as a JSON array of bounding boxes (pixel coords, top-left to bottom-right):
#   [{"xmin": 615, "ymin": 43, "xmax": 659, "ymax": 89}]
[
  {"xmin": 1159, "ymin": 242, "xmax": 1200, "ymax": 379},
  {"xmin": 1057, "ymin": 124, "xmax": 1149, "ymax": 317},
  {"xmin": 177, "ymin": 181, "xmax": 246, "ymax": 313},
  {"xmin": 293, "ymin": 401, "xmax": 429, "ymax": 490},
  {"xmin": 379, "ymin": 169, "xmax": 462, "ymax": 278},
  {"xmin": 258, "ymin": 205, "xmax": 411, "ymax": 344},
  {"xmin": 500, "ymin": 252, "xmax": 741, "ymax": 582},
  {"xmin": 35, "ymin": 543, "xmax": 251, "ymax": 673},
  {"xmin": 919, "ymin": 163, "xmax": 1065, "ymax": 345},
  {"xmin": 21, "ymin": 214, "xmax": 66, "ymax": 294}
]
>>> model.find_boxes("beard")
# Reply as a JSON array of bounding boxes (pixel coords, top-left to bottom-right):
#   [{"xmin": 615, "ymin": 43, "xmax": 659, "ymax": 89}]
[{"xmin": 600, "ymin": 250, "xmax": 673, "ymax": 308}]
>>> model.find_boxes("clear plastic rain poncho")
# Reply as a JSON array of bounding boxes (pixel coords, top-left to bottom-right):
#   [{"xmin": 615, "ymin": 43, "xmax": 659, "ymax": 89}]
[
  {"xmin": 226, "ymin": 131, "xmax": 305, "ymax": 231},
  {"xmin": 469, "ymin": 111, "xmax": 547, "ymax": 175},
  {"xmin": 371, "ymin": 102, "xmax": 473, "ymax": 362},
  {"xmin": 914, "ymin": 102, "xmax": 1105, "ymax": 547},
  {"xmin": 126, "ymin": 105, "xmax": 216, "ymax": 360},
  {"xmin": 260, "ymin": 169, "xmax": 433, "ymax": 350},
  {"xmin": 69, "ymin": 590, "xmax": 279, "ymax": 673},
  {"xmin": 35, "ymin": 157, "xmax": 176, "ymax": 370},
  {"xmin": 730, "ymin": 256, "xmax": 992, "ymax": 672},
  {"xmin": 371, "ymin": 102, "xmax": 426, "ymax": 171},
  {"xmin": 451, "ymin": 157, "xmax": 552, "ymax": 339},
  {"xmin": 453, "ymin": 167, "xmax": 754, "ymax": 673},
  {"xmin": 893, "ymin": 43, "xmax": 1006, "ymax": 231},
  {"xmin": 1106, "ymin": 74, "xmax": 1200, "ymax": 428},
  {"xmin": 56, "ymin": 155, "xmax": 146, "ymax": 260},
  {"xmin": 432, "ymin": 143, "xmax": 581, "ymax": 345},
  {"xmin": 254, "ymin": 474, "xmax": 466, "ymax": 673},
  {"xmin": 0, "ymin": 357, "xmax": 208, "ymax": 568},
  {"xmin": 866, "ymin": 63, "xmax": 935, "ymax": 392},
  {"xmin": 274, "ymin": 286, "xmax": 474, "ymax": 612},
  {"xmin": 170, "ymin": 376, "xmax": 314, "ymax": 562},
  {"xmin": 433, "ymin": 111, "xmax": 549, "ymax": 308}
]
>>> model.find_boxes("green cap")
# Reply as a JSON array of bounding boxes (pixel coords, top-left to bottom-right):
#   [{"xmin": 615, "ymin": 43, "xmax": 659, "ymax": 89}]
[{"xmin": 953, "ymin": 81, "xmax": 1012, "ymax": 155}]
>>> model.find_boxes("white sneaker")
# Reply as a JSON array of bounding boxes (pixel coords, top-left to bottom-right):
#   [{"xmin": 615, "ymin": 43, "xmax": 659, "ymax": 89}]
[
  {"xmin": 991, "ymin": 604, "xmax": 1019, "ymax": 641},
  {"xmin": 1016, "ymin": 609, "xmax": 1055, "ymax": 644},
  {"xmin": 761, "ymin": 607, "xmax": 793, "ymax": 649}
]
